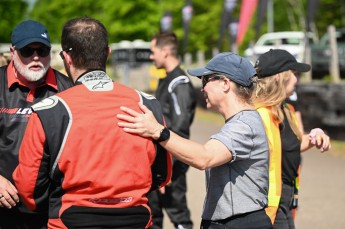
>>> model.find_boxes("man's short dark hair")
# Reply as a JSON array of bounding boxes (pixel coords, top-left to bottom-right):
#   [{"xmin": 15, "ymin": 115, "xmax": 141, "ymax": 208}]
[
  {"xmin": 61, "ymin": 17, "xmax": 108, "ymax": 70},
  {"xmin": 152, "ymin": 32, "xmax": 178, "ymax": 57}
]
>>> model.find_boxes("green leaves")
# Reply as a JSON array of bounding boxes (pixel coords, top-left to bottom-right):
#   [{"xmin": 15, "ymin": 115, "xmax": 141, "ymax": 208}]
[{"xmin": 1, "ymin": 0, "xmax": 343, "ymax": 59}]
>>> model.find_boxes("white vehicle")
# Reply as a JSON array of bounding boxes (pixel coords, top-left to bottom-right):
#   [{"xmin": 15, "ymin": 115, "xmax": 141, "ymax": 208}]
[{"xmin": 244, "ymin": 31, "xmax": 317, "ymax": 64}]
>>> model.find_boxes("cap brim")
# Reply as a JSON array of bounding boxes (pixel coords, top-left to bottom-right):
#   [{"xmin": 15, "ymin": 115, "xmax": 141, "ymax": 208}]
[
  {"xmin": 187, "ymin": 67, "xmax": 215, "ymax": 78},
  {"xmin": 15, "ymin": 38, "xmax": 51, "ymax": 49},
  {"xmin": 290, "ymin": 62, "xmax": 311, "ymax": 73}
]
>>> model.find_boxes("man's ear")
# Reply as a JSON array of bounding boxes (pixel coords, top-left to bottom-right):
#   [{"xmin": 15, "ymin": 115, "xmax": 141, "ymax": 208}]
[
  {"xmin": 10, "ymin": 46, "xmax": 15, "ymax": 57},
  {"xmin": 64, "ymin": 51, "xmax": 73, "ymax": 66},
  {"xmin": 162, "ymin": 46, "xmax": 170, "ymax": 58}
]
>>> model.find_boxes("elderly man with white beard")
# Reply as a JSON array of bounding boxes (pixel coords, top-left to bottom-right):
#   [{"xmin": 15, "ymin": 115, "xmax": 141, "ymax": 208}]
[{"xmin": 0, "ymin": 20, "xmax": 73, "ymax": 229}]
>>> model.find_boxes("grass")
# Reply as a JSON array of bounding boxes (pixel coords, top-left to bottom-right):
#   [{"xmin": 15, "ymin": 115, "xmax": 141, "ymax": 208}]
[
  {"xmin": 329, "ymin": 140, "xmax": 345, "ymax": 158},
  {"xmin": 195, "ymin": 106, "xmax": 345, "ymax": 158}
]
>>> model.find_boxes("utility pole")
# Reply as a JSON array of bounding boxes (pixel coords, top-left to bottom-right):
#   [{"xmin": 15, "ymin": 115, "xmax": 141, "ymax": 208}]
[
  {"xmin": 267, "ymin": 0, "xmax": 274, "ymax": 32},
  {"xmin": 328, "ymin": 25, "xmax": 340, "ymax": 83}
]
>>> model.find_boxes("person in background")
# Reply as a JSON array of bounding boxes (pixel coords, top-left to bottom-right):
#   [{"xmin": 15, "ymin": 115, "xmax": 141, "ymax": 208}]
[
  {"xmin": 13, "ymin": 17, "xmax": 171, "ymax": 229},
  {"xmin": 0, "ymin": 20, "xmax": 73, "ymax": 229},
  {"xmin": 117, "ymin": 52, "xmax": 273, "ymax": 229},
  {"xmin": 252, "ymin": 49, "xmax": 331, "ymax": 229},
  {"xmin": 149, "ymin": 31, "xmax": 196, "ymax": 229}
]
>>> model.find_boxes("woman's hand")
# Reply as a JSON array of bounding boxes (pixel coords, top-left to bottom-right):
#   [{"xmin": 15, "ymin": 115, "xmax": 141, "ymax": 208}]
[
  {"xmin": 117, "ymin": 103, "xmax": 164, "ymax": 140},
  {"xmin": 309, "ymin": 128, "xmax": 331, "ymax": 152}
]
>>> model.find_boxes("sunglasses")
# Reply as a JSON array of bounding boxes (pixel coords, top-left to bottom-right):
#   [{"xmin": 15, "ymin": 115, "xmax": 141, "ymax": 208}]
[
  {"xmin": 18, "ymin": 46, "xmax": 51, "ymax": 58},
  {"xmin": 59, "ymin": 48, "xmax": 73, "ymax": 60},
  {"xmin": 202, "ymin": 75, "xmax": 224, "ymax": 88}
]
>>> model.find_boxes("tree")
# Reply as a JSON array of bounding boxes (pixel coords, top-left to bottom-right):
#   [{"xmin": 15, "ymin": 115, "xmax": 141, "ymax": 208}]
[
  {"xmin": 28, "ymin": 0, "xmax": 225, "ymax": 58},
  {"xmin": 314, "ymin": 0, "xmax": 345, "ymax": 37},
  {"xmin": 0, "ymin": 0, "xmax": 28, "ymax": 43},
  {"xmin": 26, "ymin": 0, "xmax": 344, "ymax": 58},
  {"xmin": 29, "ymin": 0, "xmax": 162, "ymax": 43}
]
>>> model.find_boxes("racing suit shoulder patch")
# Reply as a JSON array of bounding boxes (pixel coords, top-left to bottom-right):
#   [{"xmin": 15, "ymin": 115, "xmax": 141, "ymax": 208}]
[
  {"xmin": 168, "ymin": 75, "xmax": 190, "ymax": 93},
  {"xmin": 31, "ymin": 96, "xmax": 59, "ymax": 111},
  {"xmin": 136, "ymin": 90, "xmax": 156, "ymax": 101}
]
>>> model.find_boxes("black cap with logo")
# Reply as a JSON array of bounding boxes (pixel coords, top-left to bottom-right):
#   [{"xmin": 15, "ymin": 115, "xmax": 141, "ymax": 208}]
[{"xmin": 254, "ymin": 49, "xmax": 310, "ymax": 78}]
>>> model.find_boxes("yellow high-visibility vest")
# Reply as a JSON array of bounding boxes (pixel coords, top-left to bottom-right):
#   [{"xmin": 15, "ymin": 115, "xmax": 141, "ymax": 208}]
[
  {"xmin": 257, "ymin": 107, "xmax": 282, "ymax": 224},
  {"xmin": 257, "ymin": 104, "xmax": 300, "ymax": 224}
]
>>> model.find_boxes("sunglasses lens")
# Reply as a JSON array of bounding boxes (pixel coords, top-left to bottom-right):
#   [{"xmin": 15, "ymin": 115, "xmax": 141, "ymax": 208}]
[
  {"xmin": 37, "ymin": 47, "xmax": 50, "ymax": 57},
  {"xmin": 19, "ymin": 47, "xmax": 34, "ymax": 57},
  {"xmin": 19, "ymin": 47, "xmax": 50, "ymax": 58}
]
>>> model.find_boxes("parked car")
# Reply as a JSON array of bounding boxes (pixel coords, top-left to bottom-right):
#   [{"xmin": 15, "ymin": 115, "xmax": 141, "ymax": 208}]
[
  {"xmin": 244, "ymin": 31, "xmax": 316, "ymax": 64},
  {"xmin": 311, "ymin": 28, "xmax": 345, "ymax": 78}
]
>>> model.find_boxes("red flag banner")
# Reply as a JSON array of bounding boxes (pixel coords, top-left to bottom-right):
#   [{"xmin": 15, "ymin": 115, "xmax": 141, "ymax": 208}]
[{"xmin": 236, "ymin": 0, "xmax": 258, "ymax": 46}]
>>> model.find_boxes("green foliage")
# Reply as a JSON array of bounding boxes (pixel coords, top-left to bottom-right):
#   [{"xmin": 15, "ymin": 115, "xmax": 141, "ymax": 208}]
[
  {"xmin": 1, "ymin": 0, "xmax": 343, "ymax": 59},
  {"xmin": 315, "ymin": 0, "xmax": 345, "ymax": 37},
  {"xmin": 29, "ymin": 0, "xmax": 163, "ymax": 43},
  {"xmin": 0, "ymin": 0, "xmax": 28, "ymax": 43},
  {"xmin": 27, "ymin": 0, "xmax": 225, "ymax": 56}
]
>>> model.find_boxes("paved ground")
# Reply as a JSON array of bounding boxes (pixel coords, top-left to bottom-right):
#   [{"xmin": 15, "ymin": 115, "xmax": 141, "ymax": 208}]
[{"xmin": 163, "ymin": 115, "xmax": 345, "ymax": 229}]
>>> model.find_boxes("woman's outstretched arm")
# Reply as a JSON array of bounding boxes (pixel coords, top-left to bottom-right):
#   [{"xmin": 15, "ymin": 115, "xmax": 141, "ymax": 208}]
[{"xmin": 117, "ymin": 103, "xmax": 232, "ymax": 170}]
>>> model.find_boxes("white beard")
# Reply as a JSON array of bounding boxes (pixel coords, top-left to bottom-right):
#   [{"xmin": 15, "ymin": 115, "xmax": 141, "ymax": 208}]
[{"xmin": 13, "ymin": 59, "xmax": 50, "ymax": 82}]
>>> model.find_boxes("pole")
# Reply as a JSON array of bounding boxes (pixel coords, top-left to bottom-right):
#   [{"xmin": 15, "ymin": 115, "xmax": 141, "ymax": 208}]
[
  {"xmin": 267, "ymin": 0, "xmax": 274, "ymax": 32},
  {"xmin": 328, "ymin": 25, "xmax": 340, "ymax": 83}
]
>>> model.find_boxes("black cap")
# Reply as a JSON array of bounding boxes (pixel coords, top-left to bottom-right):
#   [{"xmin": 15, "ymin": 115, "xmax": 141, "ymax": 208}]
[{"xmin": 254, "ymin": 49, "xmax": 310, "ymax": 78}]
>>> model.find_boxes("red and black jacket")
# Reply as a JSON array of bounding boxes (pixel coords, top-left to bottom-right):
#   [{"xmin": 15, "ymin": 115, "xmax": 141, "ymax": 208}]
[
  {"xmin": 0, "ymin": 62, "xmax": 73, "ymax": 215},
  {"xmin": 13, "ymin": 70, "xmax": 172, "ymax": 229}
]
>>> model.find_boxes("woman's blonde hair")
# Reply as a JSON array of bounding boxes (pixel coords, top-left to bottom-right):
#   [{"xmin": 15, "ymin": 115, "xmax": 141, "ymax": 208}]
[{"xmin": 252, "ymin": 71, "xmax": 302, "ymax": 139}]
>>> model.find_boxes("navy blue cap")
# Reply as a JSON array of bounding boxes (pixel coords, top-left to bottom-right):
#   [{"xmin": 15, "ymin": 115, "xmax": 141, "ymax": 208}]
[
  {"xmin": 187, "ymin": 52, "xmax": 256, "ymax": 87},
  {"xmin": 11, "ymin": 20, "xmax": 51, "ymax": 49},
  {"xmin": 254, "ymin": 49, "xmax": 310, "ymax": 78}
]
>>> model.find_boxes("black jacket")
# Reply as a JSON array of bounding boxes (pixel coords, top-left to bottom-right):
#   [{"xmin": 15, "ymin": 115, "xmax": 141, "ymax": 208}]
[
  {"xmin": 155, "ymin": 66, "xmax": 196, "ymax": 175},
  {"xmin": 155, "ymin": 66, "xmax": 196, "ymax": 139},
  {"xmin": 0, "ymin": 64, "xmax": 73, "ymax": 214}
]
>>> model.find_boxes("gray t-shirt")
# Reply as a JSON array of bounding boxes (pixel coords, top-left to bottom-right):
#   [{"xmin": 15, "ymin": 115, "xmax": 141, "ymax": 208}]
[{"xmin": 202, "ymin": 110, "xmax": 269, "ymax": 220}]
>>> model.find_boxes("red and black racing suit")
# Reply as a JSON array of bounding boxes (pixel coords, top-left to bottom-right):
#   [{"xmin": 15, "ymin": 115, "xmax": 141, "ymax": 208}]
[{"xmin": 13, "ymin": 70, "xmax": 172, "ymax": 229}]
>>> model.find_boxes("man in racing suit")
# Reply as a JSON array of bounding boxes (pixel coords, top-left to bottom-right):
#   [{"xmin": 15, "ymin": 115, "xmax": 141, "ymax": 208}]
[
  {"xmin": 13, "ymin": 17, "xmax": 172, "ymax": 229},
  {"xmin": 0, "ymin": 20, "xmax": 73, "ymax": 228},
  {"xmin": 149, "ymin": 31, "xmax": 196, "ymax": 229}
]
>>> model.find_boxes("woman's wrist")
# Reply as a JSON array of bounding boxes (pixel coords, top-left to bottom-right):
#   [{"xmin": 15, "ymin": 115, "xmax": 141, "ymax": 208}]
[{"xmin": 152, "ymin": 124, "xmax": 165, "ymax": 140}]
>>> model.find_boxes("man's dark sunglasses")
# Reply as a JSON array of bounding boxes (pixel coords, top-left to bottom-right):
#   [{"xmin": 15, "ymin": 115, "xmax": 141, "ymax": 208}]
[
  {"xmin": 202, "ymin": 75, "xmax": 224, "ymax": 88},
  {"xmin": 18, "ymin": 46, "xmax": 51, "ymax": 58},
  {"xmin": 59, "ymin": 48, "xmax": 73, "ymax": 60}
]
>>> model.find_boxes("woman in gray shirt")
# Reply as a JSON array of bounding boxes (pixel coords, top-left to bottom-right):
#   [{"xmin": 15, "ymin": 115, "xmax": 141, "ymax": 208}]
[{"xmin": 117, "ymin": 53, "xmax": 272, "ymax": 229}]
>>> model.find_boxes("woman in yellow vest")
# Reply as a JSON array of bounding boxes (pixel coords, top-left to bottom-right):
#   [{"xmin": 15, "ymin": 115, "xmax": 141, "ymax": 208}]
[{"xmin": 252, "ymin": 49, "xmax": 331, "ymax": 229}]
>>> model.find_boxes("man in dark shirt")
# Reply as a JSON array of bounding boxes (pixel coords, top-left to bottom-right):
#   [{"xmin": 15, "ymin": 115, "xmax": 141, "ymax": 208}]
[
  {"xmin": 149, "ymin": 32, "xmax": 196, "ymax": 229},
  {"xmin": 0, "ymin": 20, "xmax": 73, "ymax": 228}
]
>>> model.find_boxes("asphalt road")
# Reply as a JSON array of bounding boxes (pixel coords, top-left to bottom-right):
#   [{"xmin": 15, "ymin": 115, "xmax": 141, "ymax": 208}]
[{"xmin": 163, "ymin": 116, "xmax": 345, "ymax": 229}]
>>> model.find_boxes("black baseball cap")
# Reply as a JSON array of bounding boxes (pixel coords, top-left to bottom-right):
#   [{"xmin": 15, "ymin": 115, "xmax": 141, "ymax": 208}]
[
  {"xmin": 11, "ymin": 20, "xmax": 51, "ymax": 49},
  {"xmin": 254, "ymin": 49, "xmax": 310, "ymax": 78},
  {"xmin": 187, "ymin": 52, "xmax": 256, "ymax": 87}
]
